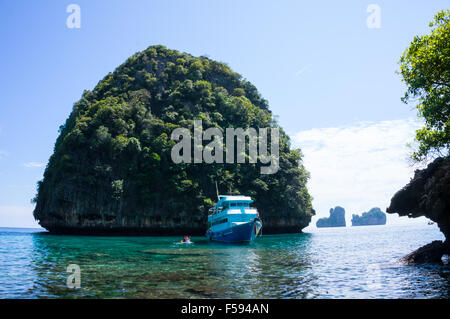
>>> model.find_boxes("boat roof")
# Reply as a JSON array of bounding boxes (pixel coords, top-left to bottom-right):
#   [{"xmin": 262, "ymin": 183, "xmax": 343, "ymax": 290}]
[{"xmin": 218, "ymin": 195, "xmax": 253, "ymax": 203}]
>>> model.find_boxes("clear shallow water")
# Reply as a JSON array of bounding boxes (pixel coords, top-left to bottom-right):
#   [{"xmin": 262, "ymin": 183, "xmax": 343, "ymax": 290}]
[{"xmin": 0, "ymin": 224, "xmax": 448, "ymax": 298}]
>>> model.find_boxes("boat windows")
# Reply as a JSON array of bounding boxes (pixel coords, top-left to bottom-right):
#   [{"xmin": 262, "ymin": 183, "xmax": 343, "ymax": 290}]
[
  {"xmin": 227, "ymin": 202, "xmax": 250, "ymax": 208},
  {"xmin": 218, "ymin": 201, "xmax": 252, "ymax": 211},
  {"xmin": 212, "ymin": 218, "xmax": 228, "ymax": 226}
]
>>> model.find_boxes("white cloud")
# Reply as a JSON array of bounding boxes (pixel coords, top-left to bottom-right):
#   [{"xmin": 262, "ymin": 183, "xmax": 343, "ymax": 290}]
[
  {"xmin": 290, "ymin": 118, "xmax": 428, "ymax": 228},
  {"xmin": 0, "ymin": 205, "xmax": 42, "ymax": 228},
  {"xmin": 23, "ymin": 162, "xmax": 45, "ymax": 168}
]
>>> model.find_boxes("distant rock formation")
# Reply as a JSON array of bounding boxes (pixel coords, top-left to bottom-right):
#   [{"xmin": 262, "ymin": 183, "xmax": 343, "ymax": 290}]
[
  {"xmin": 316, "ymin": 206, "xmax": 346, "ymax": 228},
  {"xmin": 387, "ymin": 156, "xmax": 450, "ymax": 264},
  {"xmin": 351, "ymin": 207, "xmax": 386, "ymax": 226}
]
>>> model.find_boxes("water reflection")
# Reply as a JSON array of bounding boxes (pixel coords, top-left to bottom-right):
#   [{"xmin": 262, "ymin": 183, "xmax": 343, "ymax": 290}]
[
  {"xmin": 0, "ymin": 231, "xmax": 37, "ymax": 298},
  {"xmin": 26, "ymin": 232, "xmax": 317, "ymax": 298},
  {"xmin": 198, "ymin": 234, "xmax": 317, "ymax": 298},
  {"xmin": 0, "ymin": 225, "xmax": 446, "ymax": 298}
]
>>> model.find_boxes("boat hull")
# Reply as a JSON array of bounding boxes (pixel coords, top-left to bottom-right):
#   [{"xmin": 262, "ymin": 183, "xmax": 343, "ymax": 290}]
[{"xmin": 206, "ymin": 219, "xmax": 262, "ymax": 243}]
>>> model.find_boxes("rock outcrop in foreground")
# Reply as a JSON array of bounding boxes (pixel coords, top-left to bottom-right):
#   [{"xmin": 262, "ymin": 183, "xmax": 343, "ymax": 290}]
[
  {"xmin": 33, "ymin": 45, "xmax": 314, "ymax": 235},
  {"xmin": 351, "ymin": 207, "xmax": 386, "ymax": 226},
  {"xmin": 387, "ymin": 156, "xmax": 450, "ymax": 263},
  {"xmin": 399, "ymin": 241, "xmax": 447, "ymax": 265},
  {"xmin": 316, "ymin": 206, "xmax": 346, "ymax": 228}
]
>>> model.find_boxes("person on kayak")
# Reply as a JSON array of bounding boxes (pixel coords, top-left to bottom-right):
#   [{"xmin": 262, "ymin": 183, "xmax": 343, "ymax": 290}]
[{"xmin": 181, "ymin": 235, "xmax": 191, "ymax": 243}]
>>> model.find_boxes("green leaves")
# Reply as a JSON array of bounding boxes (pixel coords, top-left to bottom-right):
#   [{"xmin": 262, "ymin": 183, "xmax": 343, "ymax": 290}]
[
  {"xmin": 399, "ymin": 10, "xmax": 450, "ymax": 162},
  {"xmin": 111, "ymin": 180, "xmax": 124, "ymax": 200}
]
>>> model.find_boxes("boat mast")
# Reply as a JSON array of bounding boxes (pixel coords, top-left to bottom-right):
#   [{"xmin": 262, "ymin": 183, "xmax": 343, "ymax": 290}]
[{"xmin": 215, "ymin": 181, "xmax": 219, "ymax": 200}]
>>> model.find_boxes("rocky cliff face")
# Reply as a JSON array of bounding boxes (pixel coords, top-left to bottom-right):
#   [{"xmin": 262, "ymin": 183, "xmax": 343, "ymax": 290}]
[
  {"xmin": 33, "ymin": 45, "xmax": 314, "ymax": 235},
  {"xmin": 316, "ymin": 206, "xmax": 346, "ymax": 228},
  {"xmin": 387, "ymin": 156, "xmax": 450, "ymax": 262},
  {"xmin": 351, "ymin": 208, "xmax": 387, "ymax": 226}
]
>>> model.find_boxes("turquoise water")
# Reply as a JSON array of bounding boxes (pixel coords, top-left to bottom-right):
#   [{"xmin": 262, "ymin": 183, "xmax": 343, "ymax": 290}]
[{"xmin": 0, "ymin": 224, "xmax": 448, "ymax": 298}]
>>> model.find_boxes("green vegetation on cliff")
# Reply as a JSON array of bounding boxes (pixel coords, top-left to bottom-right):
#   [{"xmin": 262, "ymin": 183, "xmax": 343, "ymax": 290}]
[
  {"xmin": 33, "ymin": 45, "xmax": 314, "ymax": 234},
  {"xmin": 351, "ymin": 208, "xmax": 386, "ymax": 226},
  {"xmin": 316, "ymin": 206, "xmax": 346, "ymax": 228},
  {"xmin": 389, "ymin": 11, "xmax": 450, "ymax": 261}
]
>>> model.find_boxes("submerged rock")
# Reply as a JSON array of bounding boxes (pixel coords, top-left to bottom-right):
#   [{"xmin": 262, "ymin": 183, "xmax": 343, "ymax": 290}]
[
  {"xmin": 316, "ymin": 206, "xmax": 346, "ymax": 228},
  {"xmin": 399, "ymin": 241, "xmax": 446, "ymax": 265},
  {"xmin": 387, "ymin": 156, "xmax": 450, "ymax": 262},
  {"xmin": 351, "ymin": 207, "xmax": 386, "ymax": 226}
]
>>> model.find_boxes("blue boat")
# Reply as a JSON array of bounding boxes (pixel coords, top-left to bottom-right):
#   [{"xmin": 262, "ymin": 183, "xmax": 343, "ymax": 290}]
[{"xmin": 206, "ymin": 195, "xmax": 262, "ymax": 243}]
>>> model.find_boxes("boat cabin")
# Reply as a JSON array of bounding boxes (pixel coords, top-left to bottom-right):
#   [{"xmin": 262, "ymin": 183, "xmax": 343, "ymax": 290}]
[{"xmin": 207, "ymin": 195, "xmax": 259, "ymax": 232}]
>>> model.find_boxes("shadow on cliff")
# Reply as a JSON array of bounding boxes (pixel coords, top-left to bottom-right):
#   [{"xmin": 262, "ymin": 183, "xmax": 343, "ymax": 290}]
[{"xmin": 387, "ymin": 157, "xmax": 450, "ymax": 265}]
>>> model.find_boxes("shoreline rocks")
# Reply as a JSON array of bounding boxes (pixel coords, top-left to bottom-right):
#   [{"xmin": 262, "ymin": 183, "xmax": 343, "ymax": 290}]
[
  {"xmin": 387, "ymin": 156, "xmax": 450, "ymax": 263},
  {"xmin": 399, "ymin": 240, "xmax": 447, "ymax": 265}
]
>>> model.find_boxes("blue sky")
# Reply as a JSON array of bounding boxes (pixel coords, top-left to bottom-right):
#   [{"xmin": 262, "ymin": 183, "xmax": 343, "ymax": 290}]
[{"xmin": 0, "ymin": 0, "xmax": 448, "ymax": 228}]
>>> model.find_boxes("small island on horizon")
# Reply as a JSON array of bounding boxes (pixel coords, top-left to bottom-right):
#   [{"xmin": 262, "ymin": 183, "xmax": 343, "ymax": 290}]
[
  {"xmin": 316, "ymin": 206, "xmax": 388, "ymax": 228},
  {"xmin": 316, "ymin": 206, "xmax": 346, "ymax": 228},
  {"xmin": 351, "ymin": 207, "xmax": 387, "ymax": 226}
]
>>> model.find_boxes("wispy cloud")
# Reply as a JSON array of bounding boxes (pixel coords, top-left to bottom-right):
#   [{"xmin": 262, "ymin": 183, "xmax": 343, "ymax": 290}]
[
  {"xmin": 291, "ymin": 118, "xmax": 425, "ymax": 227},
  {"xmin": 23, "ymin": 162, "xmax": 45, "ymax": 168},
  {"xmin": 295, "ymin": 65, "xmax": 309, "ymax": 77}
]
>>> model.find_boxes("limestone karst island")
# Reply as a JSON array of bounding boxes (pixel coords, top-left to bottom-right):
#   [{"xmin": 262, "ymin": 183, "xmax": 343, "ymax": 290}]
[
  {"xmin": 32, "ymin": 46, "xmax": 314, "ymax": 236},
  {"xmin": 352, "ymin": 208, "xmax": 387, "ymax": 226},
  {"xmin": 316, "ymin": 206, "xmax": 346, "ymax": 228}
]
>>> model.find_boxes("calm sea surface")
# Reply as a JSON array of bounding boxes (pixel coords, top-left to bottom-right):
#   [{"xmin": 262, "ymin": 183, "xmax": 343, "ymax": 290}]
[{"xmin": 0, "ymin": 224, "xmax": 448, "ymax": 298}]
